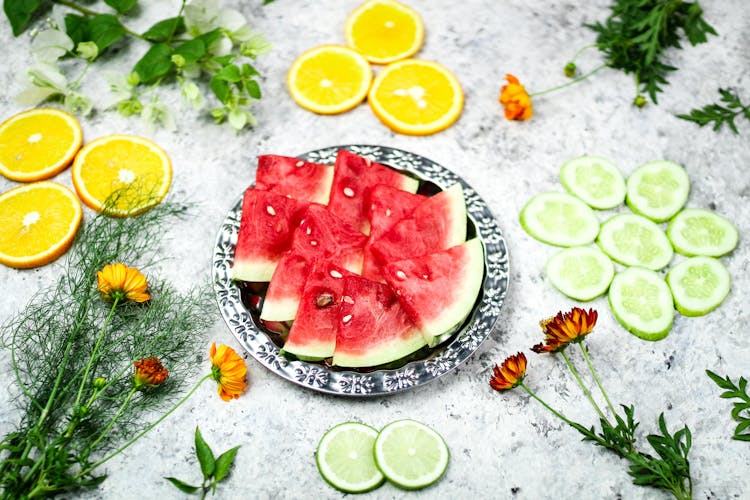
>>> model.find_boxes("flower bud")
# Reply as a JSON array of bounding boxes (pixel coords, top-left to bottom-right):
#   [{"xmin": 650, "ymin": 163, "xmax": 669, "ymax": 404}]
[
  {"xmin": 634, "ymin": 95, "xmax": 647, "ymax": 108},
  {"xmin": 564, "ymin": 62, "xmax": 577, "ymax": 78},
  {"xmin": 93, "ymin": 377, "xmax": 107, "ymax": 390}
]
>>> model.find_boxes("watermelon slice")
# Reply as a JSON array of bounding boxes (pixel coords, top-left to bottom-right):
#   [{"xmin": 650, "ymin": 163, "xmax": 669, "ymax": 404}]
[
  {"xmin": 255, "ymin": 154, "xmax": 334, "ymax": 205},
  {"xmin": 371, "ymin": 183, "xmax": 467, "ymax": 265},
  {"xmin": 283, "ymin": 261, "xmax": 356, "ymax": 359},
  {"xmin": 382, "ymin": 238, "xmax": 485, "ymax": 346},
  {"xmin": 327, "ymin": 149, "xmax": 419, "ymax": 234},
  {"xmin": 332, "ymin": 276, "xmax": 426, "ymax": 368},
  {"xmin": 260, "ymin": 205, "xmax": 367, "ymax": 321},
  {"xmin": 231, "ymin": 188, "xmax": 308, "ymax": 282}
]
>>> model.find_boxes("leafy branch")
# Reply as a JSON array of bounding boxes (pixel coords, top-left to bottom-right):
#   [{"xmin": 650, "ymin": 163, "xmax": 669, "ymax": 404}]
[
  {"xmin": 677, "ymin": 89, "xmax": 750, "ymax": 134},
  {"xmin": 706, "ymin": 370, "xmax": 750, "ymax": 441}
]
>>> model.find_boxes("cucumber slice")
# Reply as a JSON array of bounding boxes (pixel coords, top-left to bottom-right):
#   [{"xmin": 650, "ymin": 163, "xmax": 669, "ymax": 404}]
[
  {"xmin": 626, "ymin": 160, "xmax": 690, "ymax": 222},
  {"xmin": 597, "ymin": 213, "xmax": 673, "ymax": 270},
  {"xmin": 667, "ymin": 256, "xmax": 730, "ymax": 316},
  {"xmin": 560, "ymin": 156, "xmax": 626, "ymax": 209},
  {"xmin": 608, "ymin": 267, "xmax": 674, "ymax": 341},
  {"xmin": 667, "ymin": 208, "xmax": 739, "ymax": 257},
  {"xmin": 316, "ymin": 422, "xmax": 385, "ymax": 493},
  {"xmin": 545, "ymin": 246, "xmax": 614, "ymax": 301},
  {"xmin": 519, "ymin": 192, "xmax": 600, "ymax": 247}
]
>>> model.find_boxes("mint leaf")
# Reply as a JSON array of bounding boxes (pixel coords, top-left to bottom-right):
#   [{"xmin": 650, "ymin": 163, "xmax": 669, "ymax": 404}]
[
  {"xmin": 173, "ymin": 38, "xmax": 206, "ymax": 64},
  {"xmin": 4, "ymin": 0, "xmax": 43, "ymax": 36},
  {"xmin": 64, "ymin": 13, "xmax": 89, "ymax": 47},
  {"xmin": 194, "ymin": 427, "xmax": 216, "ymax": 480},
  {"xmin": 133, "ymin": 43, "xmax": 173, "ymax": 83},
  {"xmin": 142, "ymin": 16, "xmax": 185, "ymax": 42},
  {"xmin": 217, "ymin": 64, "xmax": 241, "ymax": 83},
  {"xmin": 88, "ymin": 14, "xmax": 125, "ymax": 53},
  {"xmin": 210, "ymin": 76, "xmax": 230, "ymax": 103},
  {"xmin": 104, "ymin": 0, "xmax": 137, "ymax": 14},
  {"xmin": 213, "ymin": 446, "xmax": 240, "ymax": 482},
  {"xmin": 245, "ymin": 80, "xmax": 261, "ymax": 99},
  {"xmin": 164, "ymin": 477, "xmax": 200, "ymax": 494}
]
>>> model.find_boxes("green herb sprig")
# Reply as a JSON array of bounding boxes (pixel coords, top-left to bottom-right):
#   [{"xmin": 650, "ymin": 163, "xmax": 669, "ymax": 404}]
[
  {"xmin": 706, "ymin": 370, "xmax": 750, "ymax": 441},
  {"xmin": 677, "ymin": 89, "xmax": 750, "ymax": 134}
]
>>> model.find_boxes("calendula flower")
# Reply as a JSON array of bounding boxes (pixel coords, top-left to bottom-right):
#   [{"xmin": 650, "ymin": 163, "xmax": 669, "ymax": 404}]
[
  {"xmin": 133, "ymin": 357, "xmax": 168, "ymax": 388},
  {"xmin": 210, "ymin": 342, "xmax": 248, "ymax": 401},
  {"xmin": 499, "ymin": 74, "xmax": 533, "ymax": 120},
  {"xmin": 490, "ymin": 352, "xmax": 527, "ymax": 391},
  {"xmin": 97, "ymin": 263, "xmax": 150, "ymax": 303},
  {"xmin": 532, "ymin": 307, "xmax": 598, "ymax": 353}
]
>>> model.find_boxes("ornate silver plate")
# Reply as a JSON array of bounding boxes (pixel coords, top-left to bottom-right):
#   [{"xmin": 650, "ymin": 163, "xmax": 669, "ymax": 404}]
[{"xmin": 212, "ymin": 145, "xmax": 509, "ymax": 396}]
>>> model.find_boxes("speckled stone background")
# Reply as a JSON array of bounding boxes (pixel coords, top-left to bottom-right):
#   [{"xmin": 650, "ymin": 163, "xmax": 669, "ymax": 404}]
[{"xmin": 1, "ymin": 1, "xmax": 749, "ymax": 498}]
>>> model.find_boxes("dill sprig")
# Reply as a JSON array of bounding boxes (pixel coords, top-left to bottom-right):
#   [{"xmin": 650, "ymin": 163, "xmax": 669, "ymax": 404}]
[
  {"xmin": 677, "ymin": 89, "xmax": 750, "ymax": 134},
  {"xmin": 706, "ymin": 370, "xmax": 750, "ymax": 441},
  {"xmin": 0, "ymin": 195, "xmax": 215, "ymax": 498}
]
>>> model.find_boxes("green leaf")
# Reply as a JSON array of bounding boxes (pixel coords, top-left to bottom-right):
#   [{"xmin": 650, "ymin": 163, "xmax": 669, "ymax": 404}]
[
  {"xmin": 241, "ymin": 63, "xmax": 259, "ymax": 77},
  {"xmin": 64, "ymin": 14, "xmax": 89, "ymax": 47},
  {"xmin": 142, "ymin": 16, "xmax": 185, "ymax": 42},
  {"xmin": 88, "ymin": 14, "xmax": 125, "ymax": 53},
  {"xmin": 4, "ymin": 0, "xmax": 43, "ymax": 36},
  {"xmin": 133, "ymin": 43, "xmax": 173, "ymax": 83},
  {"xmin": 173, "ymin": 38, "xmax": 206, "ymax": 64},
  {"xmin": 210, "ymin": 76, "xmax": 231, "ymax": 104},
  {"xmin": 164, "ymin": 477, "xmax": 200, "ymax": 494},
  {"xmin": 217, "ymin": 64, "xmax": 241, "ymax": 83},
  {"xmin": 104, "ymin": 0, "xmax": 137, "ymax": 14},
  {"xmin": 195, "ymin": 28, "xmax": 223, "ymax": 49},
  {"xmin": 194, "ymin": 427, "xmax": 216, "ymax": 480},
  {"xmin": 244, "ymin": 79, "xmax": 261, "ymax": 99},
  {"xmin": 213, "ymin": 446, "xmax": 240, "ymax": 482}
]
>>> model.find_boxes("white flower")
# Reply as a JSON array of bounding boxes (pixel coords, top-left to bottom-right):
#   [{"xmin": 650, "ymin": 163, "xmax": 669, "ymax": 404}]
[
  {"xmin": 64, "ymin": 92, "xmax": 93, "ymax": 116},
  {"xmin": 27, "ymin": 62, "xmax": 68, "ymax": 91},
  {"xmin": 142, "ymin": 97, "xmax": 176, "ymax": 131},
  {"xmin": 208, "ymin": 35, "xmax": 232, "ymax": 57},
  {"xmin": 31, "ymin": 29, "xmax": 74, "ymax": 63},
  {"xmin": 240, "ymin": 34, "xmax": 272, "ymax": 58},
  {"xmin": 15, "ymin": 86, "xmax": 60, "ymax": 106},
  {"xmin": 227, "ymin": 107, "xmax": 256, "ymax": 131},
  {"xmin": 180, "ymin": 80, "xmax": 204, "ymax": 109},
  {"xmin": 184, "ymin": 0, "xmax": 221, "ymax": 36},
  {"xmin": 101, "ymin": 71, "xmax": 135, "ymax": 109}
]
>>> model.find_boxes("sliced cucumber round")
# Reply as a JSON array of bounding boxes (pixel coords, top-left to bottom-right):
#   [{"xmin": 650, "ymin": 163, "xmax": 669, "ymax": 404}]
[
  {"xmin": 560, "ymin": 156, "xmax": 626, "ymax": 209},
  {"xmin": 597, "ymin": 213, "xmax": 673, "ymax": 270},
  {"xmin": 667, "ymin": 208, "xmax": 738, "ymax": 257},
  {"xmin": 667, "ymin": 256, "xmax": 730, "ymax": 317},
  {"xmin": 519, "ymin": 192, "xmax": 600, "ymax": 247},
  {"xmin": 608, "ymin": 267, "xmax": 674, "ymax": 341},
  {"xmin": 626, "ymin": 160, "xmax": 690, "ymax": 222},
  {"xmin": 546, "ymin": 246, "xmax": 614, "ymax": 301}
]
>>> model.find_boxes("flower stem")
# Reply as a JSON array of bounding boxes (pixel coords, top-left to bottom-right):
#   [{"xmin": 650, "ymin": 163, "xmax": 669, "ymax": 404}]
[
  {"xmin": 578, "ymin": 343, "xmax": 617, "ymax": 417},
  {"xmin": 569, "ymin": 43, "xmax": 598, "ymax": 64},
  {"xmin": 165, "ymin": 0, "xmax": 187, "ymax": 45},
  {"xmin": 561, "ymin": 350, "xmax": 609, "ymax": 423},
  {"xmin": 85, "ymin": 387, "xmax": 137, "ymax": 453},
  {"xmin": 519, "ymin": 382, "xmax": 578, "ymax": 428},
  {"xmin": 529, "ymin": 64, "xmax": 607, "ymax": 98},
  {"xmin": 54, "ymin": 0, "xmax": 100, "ymax": 16},
  {"xmin": 75, "ymin": 297, "xmax": 119, "ymax": 409}
]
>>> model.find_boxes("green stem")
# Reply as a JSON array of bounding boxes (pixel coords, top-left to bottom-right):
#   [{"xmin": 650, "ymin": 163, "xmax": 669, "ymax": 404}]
[
  {"xmin": 561, "ymin": 350, "xmax": 609, "ymax": 423},
  {"xmin": 529, "ymin": 64, "xmax": 607, "ymax": 98},
  {"xmin": 519, "ymin": 382, "xmax": 578, "ymax": 428},
  {"xmin": 568, "ymin": 43, "xmax": 598, "ymax": 64},
  {"xmin": 578, "ymin": 343, "xmax": 617, "ymax": 417},
  {"xmin": 165, "ymin": 0, "xmax": 188, "ymax": 45},
  {"xmin": 74, "ymin": 297, "xmax": 119, "ymax": 409},
  {"xmin": 85, "ymin": 387, "xmax": 138, "ymax": 453},
  {"xmin": 54, "ymin": 0, "xmax": 100, "ymax": 16}
]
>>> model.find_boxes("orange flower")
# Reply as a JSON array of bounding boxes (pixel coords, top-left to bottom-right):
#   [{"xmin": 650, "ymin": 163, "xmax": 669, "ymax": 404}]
[
  {"xmin": 499, "ymin": 74, "xmax": 533, "ymax": 120},
  {"xmin": 133, "ymin": 356, "xmax": 168, "ymax": 388},
  {"xmin": 490, "ymin": 352, "xmax": 527, "ymax": 391},
  {"xmin": 97, "ymin": 263, "xmax": 150, "ymax": 303},
  {"xmin": 210, "ymin": 342, "xmax": 247, "ymax": 401},
  {"xmin": 532, "ymin": 307, "xmax": 598, "ymax": 353}
]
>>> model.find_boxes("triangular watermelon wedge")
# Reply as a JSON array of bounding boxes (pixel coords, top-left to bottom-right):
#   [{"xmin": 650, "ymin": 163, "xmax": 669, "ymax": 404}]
[
  {"xmin": 327, "ymin": 149, "xmax": 419, "ymax": 235},
  {"xmin": 382, "ymin": 238, "xmax": 485, "ymax": 346},
  {"xmin": 332, "ymin": 275, "xmax": 426, "ymax": 368},
  {"xmin": 255, "ymin": 154, "xmax": 334, "ymax": 205},
  {"xmin": 231, "ymin": 188, "xmax": 308, "ymax": 282}
]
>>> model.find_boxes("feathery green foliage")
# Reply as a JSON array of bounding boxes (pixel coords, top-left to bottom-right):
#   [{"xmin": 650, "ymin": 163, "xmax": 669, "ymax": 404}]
[
  {"xmin": 706, "ymin": 370, "xmax": 750, "ymax": 441},
  {"xmin": 677, "ymin": 89, "xmax": 750, "ymax": 134}
]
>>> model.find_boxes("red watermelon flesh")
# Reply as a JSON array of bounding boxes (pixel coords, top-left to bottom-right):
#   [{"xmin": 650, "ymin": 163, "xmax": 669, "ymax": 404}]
[
  {"xmin": 231, "ymin": 188, "xmax": 308, "ymax": 282},
  {"xmin": 371, "ymin": 183, "xmax": 467, "ymax": 265},
  {"xmin": 327, "ymin": 149, "xmax": 419, "ymax": 235},
  {"xmin": 283, "ymin": 261, "xmax": 356, "ymax": 359},
  {"xmin": 256, "ymin": 154, "xmax": 334, "ymax": 205},
  {"xmin": 332, "ymin": 275, "xmax": 426, "ymax": 368},
  {"xmin": 382, "ymin": 238, "xmax": 485, "ymax": 346}
]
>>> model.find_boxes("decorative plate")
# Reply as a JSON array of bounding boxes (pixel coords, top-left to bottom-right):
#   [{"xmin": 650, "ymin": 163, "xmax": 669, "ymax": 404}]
[{"xmin": 212, "ymin": 145, "xmax": 509, "ymax": 396}]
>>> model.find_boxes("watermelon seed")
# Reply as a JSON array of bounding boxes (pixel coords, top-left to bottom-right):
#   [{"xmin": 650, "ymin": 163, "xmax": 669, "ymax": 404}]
[
  {"xmin": 266, "ymin": 205, "xmax": 276, "ymax": 216},
  {"xmin": 316, "ymin": 293, "xmax": 335, "ymax": 307},
  {"xmin": 343, "ymin": 187, "xmax": 355, "ymax": 198},
  {"xmin": 310, "ymin": 240, "xmax": 318, "ymax": 246},
  {"xmin": 342, "ymin": 314, "xmax": 352, "ymax": 324},
  {"xmin": 342, "ymin": 295, "xmax": 355, "ymax": 304},
  {"xmin": 385, "ymin": 209, "xmax": 392, "ymax": 217},
  {"xmin": 306, "ymin": 227, "xmax": 312, "ymax": 235},
  {"xmin": 365, "ymin": 158, "xmax": 372, "ymax": 167},
  {"xmin": 330, "ymin": 270, "xmax": 343, "ymax": 279},
  {"xmin": 395, "ymin": 270, "xmax": 407, "ymax": 280},
  {"xmin": 295, "ymin": 160, "xmax": 304, "ymax": 167},
  {"xmin": 422, "ymin": 274, "xmax": 429, "ymax": 280}
]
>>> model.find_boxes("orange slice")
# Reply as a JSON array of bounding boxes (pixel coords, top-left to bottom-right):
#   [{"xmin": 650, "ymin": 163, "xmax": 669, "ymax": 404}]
[
  {"xmin": 345, "ymin": 0, "xmax": 424, "ymax": 64},
  {"xmin": 0, "ymin": 108, "xmax": 83, "ymax": 182},
  {"xmin": 368, "ymin": 59, "xmax": 463, "ymax": 135},
  {"xmin": 287, "ymin": 45, "xmax": 373, "ymax": 114},
  {"xmin": 0, "ymin": 181, "xmax": 82, "ymax": 269},
  {"xmin": 72, "ymin": 135, "xmax": 172, "ymax": 216}
]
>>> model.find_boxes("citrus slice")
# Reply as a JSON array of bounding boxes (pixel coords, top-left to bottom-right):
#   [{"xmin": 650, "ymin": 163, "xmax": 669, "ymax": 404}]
[
  {"xmin": 0, "ymin": 108, "xmax": 83, "ymax": 182},
  {"xmin": 315, "ymin": 422, "xmax": 384, "ymax": 494},
  {"xmin": 72, "ymin": 134, "xmax": 172, "ymax": 216},
  {"xmin": 0, "ymin": 181, "xmax": 82, "ymax": 269},
  {"xmin": 560, "ymin": 156, "xmax": 626, "ymax": 209},
  {"xmin": 608, "ymin": 267, "xmax": 674, "ymax": 341},
  {"xmin": 519, "ymin": 192, "xmax": 600, "ymax": 247},
  {"xmin": 666, "ymin": 256, "xmax": 730, "ymax": 317},
  {"xmin": 546, "ymin": 246, "xmax": 615, "ymax": 301},
  {"xmin": 597, "ymin": 213, "xmax": 673, "ymax": 270},
  {"xmin": 667, "ymin": 208, "xmax": 738, "ymax": 257},
  {"xmin": 345, "ymin": 0, "xmax": 424, "ymax": 64},
  {"xmin": 368, "ymin": 59, "xmax": 463, "ymax": 135},
  {"xmin": 287, "ymin": 45, "xmax": 373, "ymax": 115},
  {"xmin": 626, "ymin": 160, "xmax": 690, "ymax": 222},
  {"xmin": 373, "ymin": 419, "xmax": 449, "ymax": 490}
]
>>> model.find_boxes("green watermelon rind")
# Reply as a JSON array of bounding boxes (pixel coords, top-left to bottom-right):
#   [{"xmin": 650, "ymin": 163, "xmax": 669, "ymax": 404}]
[
  {"xmin": 332, "ymin": 331, "xmax": 427, "ymax": 368},
  {"xmin": 231, "ymin": 259, "xmax": 276, "ymax": 283}
]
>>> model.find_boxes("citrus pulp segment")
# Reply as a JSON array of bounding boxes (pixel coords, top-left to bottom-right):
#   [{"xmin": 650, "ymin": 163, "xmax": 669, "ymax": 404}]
[
  {"xmin": 519, "ymin": 192, "xmax": 600, "ymax": 247},
  {"xmin": 608, "ymin": 267, "xmax": 674, "ymax": 341},
  {"xmin": 345, "ymin": 0, "xmax": 424, "ymax": 64},
  {"xmin": 71, "ymin": 135, "xmax": 172, "ymax": 216},
  {"xmin": 545, "ymin": 246, "xmax": 615, "ymax": 301},
  {"xmin": 559, "ymin": 156, "xmax": 626, "ymax": 209},
  {"xmin": 287, "ymin": 45, "xmax": 373, "ymax": 114},
  {"xmin": 666, "ymin": 256, "xmax": 730, "ymax": 317},
  {"xmin": 373, "ymin": 419, "xmax": 449, "ymax": 490},
  {"xmin": 625, "ymin": 160, "xmax": 690, "ymax": 222},
  {"xmin": 0, "ymin": 108, "xmax": 83, "ymax": 182},
  {"xmin": 368, "ymin": 59, "xmax": 463, "ymax": 135},
  {"xmin": 0, "ymin": 181, "xmax": 82, "ymax": 269},
  {"xmin": 316, "ymin": 422, "xmax": 384, "ymax": 493},
  {"xmin": 597, "ymin": 213, "xmax": 673, "ymax": 270},
  {"xmin": 667, "ymin": 208, "xmax": 738, "ymax": 257}
]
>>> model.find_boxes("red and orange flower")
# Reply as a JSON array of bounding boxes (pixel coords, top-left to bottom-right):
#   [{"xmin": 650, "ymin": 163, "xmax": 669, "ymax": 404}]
[
  {"xmin": 532, "ymin": 307, "xmax": 598, "ymax": 353},
  {"xmin": 499, "ymin": 74, "xmax": 533, "ymax": 121},
  {"xmin": 133, "ymin": 356, "xmax": 168, "ymax": 388},
  {"xmin": 97, "ymin": 263, "xmax": 150, "ymax": 303},
  {"xmin": 210, "ymin": 342, "xmax": 248, "ymax": 401},
  {"xmin": 489, "ymin": 352, "xmax": 527, "ymax": 391}
]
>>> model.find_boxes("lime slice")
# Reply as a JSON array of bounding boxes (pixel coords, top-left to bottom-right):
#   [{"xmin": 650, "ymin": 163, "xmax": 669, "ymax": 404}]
[
  {"xmin": 609, "ymin": 267, "xmax": 674, "ymax": 341},
  {"xmin": 546, "ymin": 246, "xmax": 615, "ymax": 301},
  {"xmin": 626, "ymin": 160, "xmax": 690, "ymax": 222},
  {"xmin": 519, "ymin": 192, "xmax": 600, "ymax": 247},
  {"xmin": 597, "ymin": 213, "xmax": 673, "ymax": 270},
  {"xmin": 373, "ymin": 419, "xmax": 449, "ymax": 490},
  {"xmin": 667, "ymin": 208, "xmax": 738, "ymax": 257},
  {"xmin": 667, "ymin": 257, "xmax": 730, "ymax": 317},
  {"xmin": 316, "ymin": 422, "xmax": 384, "ymax": 493},
  {"xmin": 560, "ymin": 156, "xmax": 626, "ymax": 209}
]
